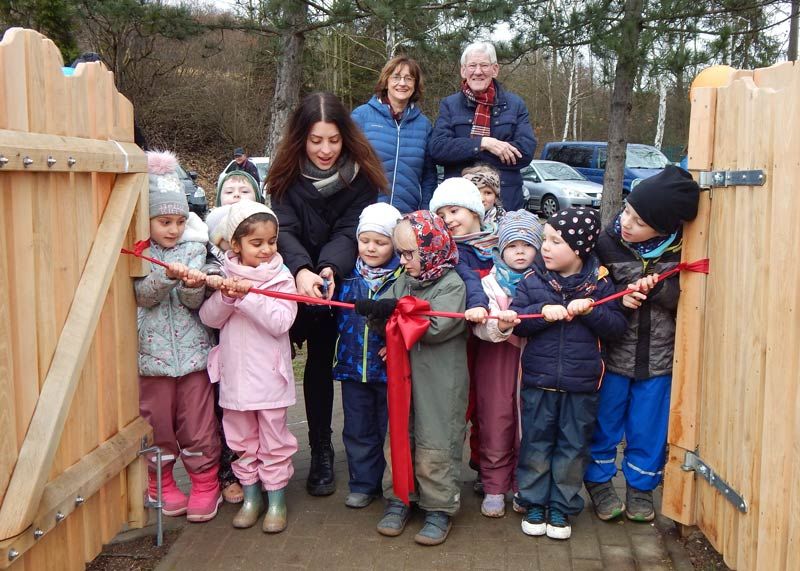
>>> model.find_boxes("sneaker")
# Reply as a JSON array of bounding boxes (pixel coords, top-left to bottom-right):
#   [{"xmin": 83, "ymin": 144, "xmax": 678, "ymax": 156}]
[
  {"xmin": 473, "ymin": 472, "xmax": 485, "ymax": 496},
  {"xmin": 585, "ymin": 480, "xmax": 625, "ymax": 521},
  {"xmin": 345, "ymin": 492, "xmax": 375, "ymax": 509},
  {"xmin": 481, "ymin": 493, "xmax": 506, "ymax": 518},
  {"xmin": 521, "ymin": 505, "xmax": 546, "ymax": 536},
  {"xmin": 376, "ymin": 500, "xmax": 411, "ymax": 537},
  {"xmin": 546, "ymin": 507, "xmax": 571, "ymax": 540},
  {"xmin": 414, "ymin": 511, "xmax": 452, "ymax": 546},
  {"xmin": 512, "ymin": 493, "xmax": 526, "ymax": 514},
  {"xmin": 625, "ymin": 485, "xmax": 655, "ymax": 522}
]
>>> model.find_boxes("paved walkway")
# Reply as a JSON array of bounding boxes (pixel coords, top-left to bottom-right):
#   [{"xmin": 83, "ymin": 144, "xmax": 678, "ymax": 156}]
[{"xmin": 151, "ymin": 387, "xmax": 693, "ymax": 571}]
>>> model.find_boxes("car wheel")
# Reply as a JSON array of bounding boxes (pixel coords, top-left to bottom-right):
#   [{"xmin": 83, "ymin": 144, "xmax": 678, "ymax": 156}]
[{"xmin": 541, "ymin": 194, "xmax": 559, "ymax": 218}]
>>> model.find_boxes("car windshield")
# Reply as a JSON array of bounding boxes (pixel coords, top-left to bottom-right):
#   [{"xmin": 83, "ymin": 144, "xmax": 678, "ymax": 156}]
[
  {"xmin": 535, "ymin": 162, "xmax": 585, "ymax": 181},
  {"xmin": 174, "ymin": 164, "xmax": 189, "ymax": 180},
  {"xmin": 626, "ymin": 146, "xmax": 670, "ymax": 169}
]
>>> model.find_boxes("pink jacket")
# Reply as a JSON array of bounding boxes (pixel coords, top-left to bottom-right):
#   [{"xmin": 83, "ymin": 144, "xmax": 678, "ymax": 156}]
[
  {"xmin": 472, "ymin": 268, "xmax": 524, "ymax": 349},
  {"xmin": 200, "ymin": 252, "xmax": 298, "ymax": 411}
]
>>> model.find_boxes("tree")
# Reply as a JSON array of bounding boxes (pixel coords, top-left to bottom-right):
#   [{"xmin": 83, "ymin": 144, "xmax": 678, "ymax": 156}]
[{"xmin": 0, "ymin": 0, "xmax": 79, "ymax": 61}]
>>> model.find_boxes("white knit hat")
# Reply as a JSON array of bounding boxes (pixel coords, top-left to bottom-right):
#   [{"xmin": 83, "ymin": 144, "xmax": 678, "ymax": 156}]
[
  {"xmin": 223, "ymin": 200, "xmax": 277, "ymax": 245},
  {"xmin": 357, "ymin": 203, "xmax": 403, "ymax": 238},
  {"xmin": 428, "ymin": 177, "xmax": 485, "ymax": 220},
  {"xmin": 206, "ymin": 205, "xmax": 232, "ymax": 246}
]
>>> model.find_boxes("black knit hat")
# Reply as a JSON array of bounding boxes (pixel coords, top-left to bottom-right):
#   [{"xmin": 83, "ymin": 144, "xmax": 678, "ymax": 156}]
[
  {"xmin": 627, "ymin": 165, "xmax": 700, "ymax": 234},
  {"xmin": 546, "ymin": 207, "xmax": 601, "ymax": 259}
]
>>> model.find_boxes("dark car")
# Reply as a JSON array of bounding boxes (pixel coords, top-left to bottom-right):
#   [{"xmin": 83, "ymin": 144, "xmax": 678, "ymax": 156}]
[{"xmin": 175, "ymin": 163, "xmax": 208, "ymax": 217}]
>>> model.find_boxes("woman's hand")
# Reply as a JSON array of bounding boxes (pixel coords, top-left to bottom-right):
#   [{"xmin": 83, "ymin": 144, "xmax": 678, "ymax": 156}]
[
  {"xmin": 319, "ymin": 267, "xmax": 336, "ymax": 300},
  {"xmin": 296, "ymin": 268, "xmax": 324, "ymax": 298}
]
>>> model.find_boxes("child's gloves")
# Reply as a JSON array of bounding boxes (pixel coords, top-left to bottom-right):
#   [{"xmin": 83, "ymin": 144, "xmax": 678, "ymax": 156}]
[{"xmin": 354, "ymin": 299, "xmax": 398, "ymax": 319}]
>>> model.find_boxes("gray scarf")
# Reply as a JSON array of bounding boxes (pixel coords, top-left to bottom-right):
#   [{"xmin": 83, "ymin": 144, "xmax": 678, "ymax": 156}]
[{"xmin": 301, "ymin": 155, "xmax": 359, "ymax": 198}]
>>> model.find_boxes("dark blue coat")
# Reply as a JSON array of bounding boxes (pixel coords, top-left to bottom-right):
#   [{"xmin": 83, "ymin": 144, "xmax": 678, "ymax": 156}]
[
  {"xmin": 454, "ymin": 243, "xmax": 492, "ymax": 310},
  {"xmin": 352, "ymin": 96, "xmax": 438, "ymax": 214},
  {"xmin": 511, "ymin": 256, "xmax": 627, "ymax": 393},
  {"xmin": 332, "ymin": 264, "xmax": 403, "ymax": 383},
  {"xmin": 428, "ymin": 81, "xmax": 536, "ymax": 211}
]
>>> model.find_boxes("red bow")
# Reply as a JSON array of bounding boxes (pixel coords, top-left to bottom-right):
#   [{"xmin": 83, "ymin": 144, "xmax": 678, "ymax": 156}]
[{"xmin": 385, "ymin": 296, "xmax": 431, "ymax": 505}]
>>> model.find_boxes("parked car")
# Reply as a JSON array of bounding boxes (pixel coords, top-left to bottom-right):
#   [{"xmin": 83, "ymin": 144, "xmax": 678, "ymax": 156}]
[
  {"xmin": 175, "ymin": 163, "xmax": 208, "ymax": 218},
  {"xmin": 249, "ymin": 156, "xmax": 270, "ymax": 195},
  {"xmin": 521, "ymin": 160, "xmax": 603, "ymax": 217},
  {"xmin": 539, "ymin": 141, "xmax": 670, "ymax": 192}
]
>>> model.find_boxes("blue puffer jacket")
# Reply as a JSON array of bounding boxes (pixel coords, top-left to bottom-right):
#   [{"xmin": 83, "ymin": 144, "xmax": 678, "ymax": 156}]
[
  {"xmin": 511, "ymin": 256, "xmax": 627, "ymax": 393},
  {"xmin": 428, "ymin": 81, "xmax": 536, "ymax": 211},
  {"xmin": 352, "ymin": 96, "xmax": 438, "ymax": 214},
  {"xmin": 333, "ymin": 263, "xmax": 404, "ymax": 383},
  {"xmin": 454, "ymin": 243, "xmax": 492, "ymax": 310}
]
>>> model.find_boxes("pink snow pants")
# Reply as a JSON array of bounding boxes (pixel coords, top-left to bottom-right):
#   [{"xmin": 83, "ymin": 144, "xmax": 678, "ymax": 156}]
[{"xmin": 222, "ymin": 408, "xmax": 298, "ymax": 490}]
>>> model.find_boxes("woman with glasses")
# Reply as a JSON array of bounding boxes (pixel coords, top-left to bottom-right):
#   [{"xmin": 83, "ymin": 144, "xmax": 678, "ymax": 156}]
[
  {"xmin": 352, "ymin": 56, "xmax": 438, "ymax": 214},
  {"xmin": 428, "ymin": 41, "xmax": 536, "ymax": 212}
]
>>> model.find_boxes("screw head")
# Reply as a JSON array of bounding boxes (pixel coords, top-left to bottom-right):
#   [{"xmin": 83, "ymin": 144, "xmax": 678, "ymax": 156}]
[
  {"xmin": 55, "ymin": 511, "xmax": 65, "ymax": 523},
  {"xmin": 75, "ymin": 495, "xmax": 85, "ymax": 506},
  {"xmin": 0, "ymin": 155, "xmax": 8, "ymax": 166},
  {"xmin": 22, "ymin": 156, "xmax": 33, "ymax": 167},
  {"xmin": 47, "ymin": 156, "xmax": 57, "ymax": 167},
  {"xmin": 34, "ymin": 528, "xmax": 44, "ymax": 539},
  {"xmin": 67, "ymin": 157, "xmax": 76, "ymax": 167},
  {"xmin": 8, "ymin": 549, "xmax": 19, "ymax": 561}
]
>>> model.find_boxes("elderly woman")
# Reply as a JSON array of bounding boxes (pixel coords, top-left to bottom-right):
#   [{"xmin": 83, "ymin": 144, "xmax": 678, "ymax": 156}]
[
  {"xmin": 428, "ymin": 41, "xmax": 536, "ymax": 211},
  {"xmin": 352, "ymin": 55, "xmax": 437, "ymax": 213}
]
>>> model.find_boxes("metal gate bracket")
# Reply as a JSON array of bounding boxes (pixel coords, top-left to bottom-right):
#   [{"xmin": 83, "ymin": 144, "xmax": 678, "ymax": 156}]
[
  {"xmin": 681, "ymin": 450, "xmax": 748, "ymax": 513},
  {"xmin": 698, "ymin": 169, "xmax": 765, "ymax": 189}
]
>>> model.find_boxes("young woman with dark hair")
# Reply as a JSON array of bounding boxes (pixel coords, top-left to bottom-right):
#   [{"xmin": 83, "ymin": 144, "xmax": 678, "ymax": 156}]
[{"xmin": 267, "ymin": 92, "xmax": 387, "ymax": 496}]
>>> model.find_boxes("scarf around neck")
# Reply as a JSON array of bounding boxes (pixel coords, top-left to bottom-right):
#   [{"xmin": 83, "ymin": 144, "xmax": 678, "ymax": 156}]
[
  {"xmin": 301, "ymin": 154, "xmax": 359, "ymax": 198},
  {"xmin": 535, "ymin": 253, "xmax": 600, "ymax": 300},
  {"xmin": 461, "ymin": 79, "xmax": 496, "ymax": 138},
  {"xmin": 612, "ymin": 212, "xmax": 680, "ymax": 260},
  {"xmin": 491, "ymin": 248, "xmax": 531, "ymax": 296},
  {"xmin": 356, "ymin": 255, "xmax": 401, "ymax": 293},
  {"xmin": 404, "ymin": 211, "xmax": 459, "ymax": 282},
  {"xmin": 453, "ymin": 230, "xmax": 498, "ymax": 261}
]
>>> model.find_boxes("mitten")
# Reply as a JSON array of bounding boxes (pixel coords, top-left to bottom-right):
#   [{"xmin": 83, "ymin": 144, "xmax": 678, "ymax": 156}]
[
  {"xmin": 371, "ymin": 299, "xmax": 398, "ymax": 319},
  {"xmin": 354, "ymin": 299, "xmax": 375, "ymax": 316}
]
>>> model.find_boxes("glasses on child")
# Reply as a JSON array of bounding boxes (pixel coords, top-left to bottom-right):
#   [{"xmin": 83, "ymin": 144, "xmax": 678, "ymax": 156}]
[
  {"xmin": 390, "ymin": 74, "xmax": 415, "ymax": 84},
  {"xmin": 397, "ymin": 249, "xmax": 418, "ymax": 261}
]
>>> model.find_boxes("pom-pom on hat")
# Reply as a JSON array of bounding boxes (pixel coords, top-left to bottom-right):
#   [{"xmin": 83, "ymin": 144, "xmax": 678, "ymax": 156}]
[
  {"xmin": 546, "ymin": 207, "xmax": 601, "ymax": 259},
  {"xmin": 147, "ymin": 150, "xmax": 189, "ymax": 219},
  {"xmin": 626, "ymin": 165, "xmax": 700, "ymax": 234},
  {"xmin": 222, "ymin": 200, "xmax": 276, "ymax": 245},
  {"xmin": 498, "ymin": 209, "xmax": 544, "ymax": 252},
  {"xmin": 428, "ymin": 177, "xmax": 485, "ymax": 220},
  {"xmin": 357, "ymin": 203, "xmax": 403, "ymax": 238}
]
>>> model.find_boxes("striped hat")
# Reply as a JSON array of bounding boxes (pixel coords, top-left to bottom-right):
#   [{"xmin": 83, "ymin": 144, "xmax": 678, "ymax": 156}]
[{"xmin": 498, "ymin": 209, "xmax": 543, "ymax": 252}]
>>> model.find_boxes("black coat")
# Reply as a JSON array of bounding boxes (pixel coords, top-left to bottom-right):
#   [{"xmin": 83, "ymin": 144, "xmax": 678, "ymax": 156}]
[{"xmin": 271, "ymin": 171, "xmax": 378, "ymax": 279}]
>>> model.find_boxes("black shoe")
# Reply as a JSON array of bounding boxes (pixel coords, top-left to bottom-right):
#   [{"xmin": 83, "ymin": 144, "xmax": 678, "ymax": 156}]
[{"xmin": 306, "ymin": 441, "xmax": 335, "ymax": 496}]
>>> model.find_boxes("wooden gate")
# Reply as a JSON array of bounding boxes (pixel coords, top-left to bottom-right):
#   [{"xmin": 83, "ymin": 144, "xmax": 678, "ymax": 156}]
[
  {"xmin": 0, "ymin": 28, "xmax": 151, "ymax": 569},
  {"xmin": 663, "ymin": 61, "xmax": 800, "ymax": 570}
]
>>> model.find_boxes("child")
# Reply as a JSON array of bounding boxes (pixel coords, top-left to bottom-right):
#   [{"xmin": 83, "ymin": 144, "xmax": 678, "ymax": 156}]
[
  {"xmin": 462, "ymin": 163, "xmax": 504, "ymax": 229},
  {"xmin": 429, "ymin": 177, "xmax": 496, "ymax": 492},
  {"xmin": 215, "ymin": 170, "xmax": 264, "ymax": 206},
  {"xmin": 471, "ymin": 210, "xmax": 543, "ymax": 517},
  {"xmin": 359, "ymin": 211, "xmax": 468, "ymax": 546},
  {"xmin": 511, "ymin": 207, "xmax": 626, "ymax": 540},
  {"xmin": 136, "ymin": 150, "xmax": 221, "ymax": 523},
  {"xmin": 199, "ymin": 200, "xmax": 299, "ymax": 533},
  {"xmin": 333, "ymin": 203, "xmax": 404, "ymax": 509},
  {"xmin": 584, "ymin": 166, "xmax": 700, "ymax": 522}
]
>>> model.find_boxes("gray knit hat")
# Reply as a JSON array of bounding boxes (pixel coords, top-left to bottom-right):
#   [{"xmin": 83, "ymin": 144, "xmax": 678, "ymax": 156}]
[
  {"xmin": 498, "ymin": 209, "xmax": 543, "ymax": 252},
  {"xmin": 147, "ymin": 150, "xmax": 188, "ymax": 218}
]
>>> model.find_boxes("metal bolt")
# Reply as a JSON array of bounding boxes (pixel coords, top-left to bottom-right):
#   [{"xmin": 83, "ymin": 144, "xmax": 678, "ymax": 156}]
[
  {"xmin": 22, "ymin": 156, "xmax": 33, "ymax": 167},
  {"xmin": 47, "ymin": 156, "xmax": 57, "ymax": 167},
  {"xmin": 75, "ymin": 495, "xmax": 85, "ymax": 506},
  {"xmin": 8, "ymin": 549, "xmax": 19, "ymax": 561},
  {"xmin": 67, "ymin": 156, "xmax": 76, "ymax": 167},
  {"xmin": 55, "ymin": 511, "xmax": 65, "ymax": 523},
  {"xmin": 0, "ymin": 155, "xmax": 7, "ymax": 167},
  {"xmin": 33, "ymin": 528, "xmax": 44, "ymax": 540}
]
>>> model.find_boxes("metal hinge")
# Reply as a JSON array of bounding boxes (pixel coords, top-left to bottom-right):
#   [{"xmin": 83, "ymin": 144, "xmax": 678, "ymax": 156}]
[
  {"xmin": 698, "ymin": 169, "xmax": 765, "ymax": 189},
  {"xmin": 681, "ymin": 450, "xmax": 748, "ymax": 513}
]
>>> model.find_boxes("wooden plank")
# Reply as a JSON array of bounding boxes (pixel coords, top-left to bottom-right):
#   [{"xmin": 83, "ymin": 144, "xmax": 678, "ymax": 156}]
[
  {"xmin": 0, "ymin": 28, "xmax": 30, "ymax": 132},
  {"xmin": 0, "ymin": 129, "xmax": 146, "ymax": 173},
  {"xmin": 126, "ymin": 457, "xmax": 147, "ymax": 530},
  {"xmin": 0, "ymin": 417, "xmax": 151, "ymax": 568},
  {"xmin": 40, "ymin": 37, "xmax": 68, "ymax": 137},
  {"xmin": 0, "ymin": 173, "xmax": 143, "ymax": 540},
  {"xmin": 686, "ymin": 88, "xmax": 717, "ymax": 171},
  {"xmin": 23, "ymin": 26, "xmax": 47, "ymax": 135},
  {"xmin": 126, "ymin": 177, "xmax": 150, "ymax": 278}
]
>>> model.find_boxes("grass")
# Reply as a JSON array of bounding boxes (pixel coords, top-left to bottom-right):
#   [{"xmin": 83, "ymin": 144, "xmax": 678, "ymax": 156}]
[{"xmin": 292, "ymin": 344, "xmax": 307, "ymax": 382}]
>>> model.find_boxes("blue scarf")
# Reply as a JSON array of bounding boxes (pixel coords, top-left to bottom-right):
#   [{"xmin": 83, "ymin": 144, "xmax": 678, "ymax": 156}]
[
  {"xmin": 356, "ymin": 255, "xmax": 401, "ymax": 293},
  {"xmin": 492, "ymin": 249, "xmax": 531, "ymax": 296},
  {"xmin": 613, "ymin": 212, "xmax": 678, "ymax": 259}
]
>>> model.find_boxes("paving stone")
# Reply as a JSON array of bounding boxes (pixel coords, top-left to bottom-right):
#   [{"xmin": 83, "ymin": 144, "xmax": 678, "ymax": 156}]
[
  {"xmin": 570, "ymin": 558, "xmax": 605, "ymax": 571},
  {"xmin": 600, "ymin": 544, "xmax": 637, "ymax": 571}
]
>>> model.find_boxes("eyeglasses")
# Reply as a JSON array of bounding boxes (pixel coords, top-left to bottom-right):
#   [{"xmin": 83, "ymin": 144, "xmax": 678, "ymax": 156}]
[
  {"xmin": 397, "ymin": 249, "xmax": 418, "ymax": 261},
  {"xmin": 465, "ymin": 63, "xmax": 494, "ymax": 72},
  {"xmin": 389, "ymin": 74, "xmax": 415, "ymax": 84}
]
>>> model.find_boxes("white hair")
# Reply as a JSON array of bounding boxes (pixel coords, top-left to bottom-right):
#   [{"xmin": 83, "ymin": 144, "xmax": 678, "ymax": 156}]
[{"xmin": 460, "ymin": 41, "xmax": 497, "ymax": 66}]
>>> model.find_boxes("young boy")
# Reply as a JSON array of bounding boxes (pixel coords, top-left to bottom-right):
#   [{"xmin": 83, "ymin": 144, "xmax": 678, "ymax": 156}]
[
  {"xmin": 216, "ymin": 170, "xmax": 264, "ymax": 206},
  {"xmin": 584, "ymin": 165, "xmax": 700, "ymax": 522},
  {"xmin": 511, "ymin": 207, "xmax": 627, "ymax": 540},
  {"xmin": 461, "ymin": 163, "xmax": 504, "ymax": 228}
]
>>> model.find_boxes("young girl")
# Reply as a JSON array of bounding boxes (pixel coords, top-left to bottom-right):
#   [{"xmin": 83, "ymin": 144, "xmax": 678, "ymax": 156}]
[
  {"xmin": 136, "ymin": 150, "xmax": 221, "ymax": 523},
  {"xmin": 471, "ymin": 210, "xmax": 543, "ymax": 517},
  {"xmin": 199, "ymin": 200, "xmax": 299, "ymax": 533},
  {"xmin": 462, "ymin": 163, "xmax": 504, "ymax": 229},
  {"xmin": 334, "ymin": 202, "xmax": 404, "ymax": 509},
  {"xmin": 511, "ymin": 208, "xmax": 626, "ymax": 540},
  {"xmin": 268, "ymin": 92, "xmax": 387, "ymax": 496},
  {"xmin": 359, "ymin": 211, "xmax": 468, "ymax": 547}
]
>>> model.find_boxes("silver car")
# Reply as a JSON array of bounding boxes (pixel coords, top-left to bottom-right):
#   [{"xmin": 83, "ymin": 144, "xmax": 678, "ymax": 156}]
[{"xmin": 521, "ymin": 160, "xmax": 603, "ymax": 217}]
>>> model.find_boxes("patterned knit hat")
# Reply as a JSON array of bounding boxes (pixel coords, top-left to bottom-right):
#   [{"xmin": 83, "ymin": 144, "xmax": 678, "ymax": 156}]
[
  {"xmin": 546, "ymin": 207, "xmax": 601, "ymax": 259},
  {"xmin": 461, "ymin": 164, "xmax": 500, "ymax": 197},
  {"xmin": 357, "ymin": 203, "xmax": 403, "ymax": 238},
  {"xmin": 498, "ymin": 209, "xmax": 543, "ymax": 252},
  {"xmin": 147, "ymin": 150, "xmax": 188, "ymax": 218},
  {"xmin": 428, "ymin": 177, "xmax": 485, "ymax": 220},
  {"xmin": 223, "ymin": 200, "xmax": 277, "ymax": 245}
]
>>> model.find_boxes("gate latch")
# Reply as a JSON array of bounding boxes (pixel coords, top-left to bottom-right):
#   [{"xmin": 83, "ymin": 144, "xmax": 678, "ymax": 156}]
[
  {"xmin": 698, "ymin": 169, "xmax": 765, "ymax": 189},
  {"xmin": 681, "ymin": 450, "xmax": 748, "ymax": 513}
]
